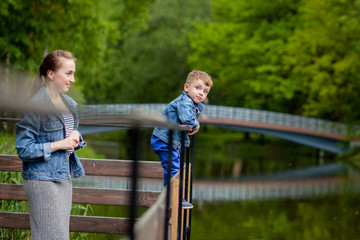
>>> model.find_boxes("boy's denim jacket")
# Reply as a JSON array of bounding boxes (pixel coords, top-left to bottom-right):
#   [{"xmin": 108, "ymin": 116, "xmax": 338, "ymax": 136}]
[
  {"xmin": 152, "ymin": 91, "xmax": 204, "ymax": 151},
  {"xmin": 16, "ymin": 86, "xmax": 86, "ymax": 181}
]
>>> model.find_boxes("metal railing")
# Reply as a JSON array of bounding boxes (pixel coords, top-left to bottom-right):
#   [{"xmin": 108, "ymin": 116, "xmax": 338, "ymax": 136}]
[{"xmin": 80, "ymin": 104, "xmax": 350, "ymax": 137}]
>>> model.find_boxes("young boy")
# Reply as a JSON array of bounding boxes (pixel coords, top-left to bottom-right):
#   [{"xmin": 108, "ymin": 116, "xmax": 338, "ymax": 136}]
[{"xmin": 151, "ymin": 70, "xmax": 213, "ymax": 209}]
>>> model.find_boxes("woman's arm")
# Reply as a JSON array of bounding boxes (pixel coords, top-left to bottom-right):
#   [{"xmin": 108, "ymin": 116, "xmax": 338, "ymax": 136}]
[
  {"xmin": 16, "ymin": 112, "xmax": 51, "ymax": 162},
  {"xmin": 16, "ymin": 113, "xmax": 81, "ymax": 162}
]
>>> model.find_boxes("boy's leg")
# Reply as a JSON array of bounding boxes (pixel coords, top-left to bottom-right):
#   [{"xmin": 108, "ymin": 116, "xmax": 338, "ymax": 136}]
[
  {"xmin": 157, "ymin": 150, "xmax": 170, "ymax": 186},
  {"xmin": 169, "ymin": 149, "xmax": 180, "ymax": 178},
  {"xmin": 151, "ymin": 135, "xmax": 180, "ymax": 186},
  {"xmin": 151, "ymin": 135, "xmax": 192, "ymax": 208}
]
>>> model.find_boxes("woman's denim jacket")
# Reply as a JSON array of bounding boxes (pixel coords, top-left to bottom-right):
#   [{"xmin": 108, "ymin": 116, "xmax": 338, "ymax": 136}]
[
  {"xmin": 16, "ymin": 86, "xmax": 86, "ymax": 181},
  {"xmin": 152, "ymin": 91, "xmax": 204, "ymax": 151}
]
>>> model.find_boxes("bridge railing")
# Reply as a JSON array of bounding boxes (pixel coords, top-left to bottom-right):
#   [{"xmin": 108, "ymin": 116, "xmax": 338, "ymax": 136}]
[
  {"xmin": 202, "ymin": 105, "xmax": 348, "ymax": 136},
  {"xmin": 80, "ymin": 104, "xmax": 349, "ymax": 136}
]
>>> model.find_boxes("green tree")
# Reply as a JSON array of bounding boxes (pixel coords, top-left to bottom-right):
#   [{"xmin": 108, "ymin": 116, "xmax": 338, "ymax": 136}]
[
  {"xmin": 0, "ymin": 0, "xmax": 153, "ymax": 103},
  {"xmin": 284, "ymin": 0, "xmax": 360, "ymax": 122},
  {"xmin": 189, "ymin": 0, "xmax": 360, "ymax": 122},
  {"xmin": 188, "ymin": 0, "xmax": 300, "ymax": 111},
  {"xmin": 105, "ymin": 0, "xmax": 212, "ymax": 103}
]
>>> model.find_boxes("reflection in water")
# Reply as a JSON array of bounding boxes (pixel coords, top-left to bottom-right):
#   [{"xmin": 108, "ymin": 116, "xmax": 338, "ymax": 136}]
[
  {"xmin": 191, "ymin": 193, "xmax": 360, "ymax": 240},
  {"xmin": 80, "ymin": 129, "xmax": 360, "ymax": 239},
  {"xmin": 74, "ymin": 174, "xmax": 360, "ymax": 202}
]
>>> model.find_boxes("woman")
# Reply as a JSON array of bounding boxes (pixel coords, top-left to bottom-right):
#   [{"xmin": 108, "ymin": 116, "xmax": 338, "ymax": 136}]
[{"xmin": 16, "ymin": 50, "xmax": 86, "ymax": 240}]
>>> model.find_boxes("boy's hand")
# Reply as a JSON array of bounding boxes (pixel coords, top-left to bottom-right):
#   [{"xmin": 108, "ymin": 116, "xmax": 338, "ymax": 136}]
[{"xmin": 188, "ymin": 125, "xmax": 200, "ymax": 135}]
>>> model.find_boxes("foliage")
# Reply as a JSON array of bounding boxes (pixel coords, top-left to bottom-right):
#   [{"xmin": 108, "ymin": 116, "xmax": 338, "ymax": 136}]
[
  {"xmin": 69, "ymin": 204, "xmax": 94, "ymax": 239},
  {"xmin": 0, "ymin": 132, "xmax": 16, "ymax": 154},
  {"xmin": 188, "ymin": 0, "xmax": 360, "ymax": 122},
  {"xmin": 104, "ymin": 0, "xmax": 212, "ymax": 103},
  {"xmin": 283, "ymin": 0, "xmax": 360, "ymax": 122},
  {"xmin": 0, "ymin": 0, "xmax": 154, "ymax": 103},
  {"xmin": 2, "ymin": 0, "xmax": 360, "ymax": 124},
  {"xmin": 75, "ymin": 140, "xmax": 106, "ymax": 159},
  {"xmin": 188, "ymin": 0, "xmax": 301, "ymax": 111}
]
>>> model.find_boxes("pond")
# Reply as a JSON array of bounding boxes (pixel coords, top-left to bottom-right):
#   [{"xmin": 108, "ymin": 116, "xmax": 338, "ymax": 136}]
[{"xmin": 77, "ymin": 127, "xmax": 360, "ymax": 240}]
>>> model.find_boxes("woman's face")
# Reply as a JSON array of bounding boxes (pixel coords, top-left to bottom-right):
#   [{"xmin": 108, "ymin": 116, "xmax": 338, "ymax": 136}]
[{"xmin": 50, "ymin": 58, "xmax": 76, "ymax": 93}]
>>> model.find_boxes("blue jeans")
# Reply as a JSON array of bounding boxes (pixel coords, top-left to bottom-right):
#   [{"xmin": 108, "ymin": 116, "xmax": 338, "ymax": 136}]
[{"xmin": 151, "ymin": 135, "xmax": 180, "ymax": 186}]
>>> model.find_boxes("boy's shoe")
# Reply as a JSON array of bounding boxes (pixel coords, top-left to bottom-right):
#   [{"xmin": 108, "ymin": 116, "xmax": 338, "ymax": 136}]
[{"xmin": 182, "ymin": 199, "xmax": 193, "ymax": 209}]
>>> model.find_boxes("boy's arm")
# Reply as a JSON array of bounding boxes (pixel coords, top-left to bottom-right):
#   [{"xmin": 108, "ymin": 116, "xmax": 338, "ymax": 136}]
[{"xmin": 177, "ymin": 98, "xmax": 200, "ymax": 129}]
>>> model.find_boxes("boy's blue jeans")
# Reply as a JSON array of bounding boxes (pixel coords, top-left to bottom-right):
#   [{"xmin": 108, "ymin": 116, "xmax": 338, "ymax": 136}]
[{"xmin": 151, "ymin": 135, "xmax": 180, "ymax": 186}]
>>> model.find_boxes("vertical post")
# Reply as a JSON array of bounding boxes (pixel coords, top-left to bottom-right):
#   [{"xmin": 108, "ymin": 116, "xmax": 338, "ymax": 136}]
[
  {"xmin": 129, "ymin": 127, "xmax": 140, "ymax": 240},
  {"xmin": 164, "ymin": 130, "xmax": 173, "ymax": 240},
  {"xmin": 183, "ymin": 145, "xmax": 190, "ymax": 240},
  {"xmin": 187, "ymin": 135, "xmax": 195, "ymax": 240},
  {"xmin": 2, "ymin": 53, "xmax": 10, "ymax": 130},
  {"xmin": 177, "ymin": 131, "xmax": 185, "ymax": 240}
]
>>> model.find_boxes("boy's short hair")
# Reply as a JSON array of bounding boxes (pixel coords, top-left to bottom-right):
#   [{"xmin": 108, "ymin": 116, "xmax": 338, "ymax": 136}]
[{"xmin": 186, "ymin": 70, "xmax": 213, "ymax": 88}]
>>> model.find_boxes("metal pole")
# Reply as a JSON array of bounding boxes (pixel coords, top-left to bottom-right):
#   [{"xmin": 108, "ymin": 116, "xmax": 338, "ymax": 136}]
[
  {"xmin": 164, "ymin": 130, "xmax": 173, "ymax": 240},
  {"xmin": 183, "ymin": 145, "xmax": 190, "ymax": 240},
  {"xmin": 129, "ymin": 127, "xmax": 140, "ymax": 240},
  {"xmin": 177, "ymin": 131, "xmax": 185, "ymax": 240}
]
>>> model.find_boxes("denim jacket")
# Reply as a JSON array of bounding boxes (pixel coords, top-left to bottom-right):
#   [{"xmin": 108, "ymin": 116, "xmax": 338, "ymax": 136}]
[
  {"xmin": 16, "ymin": 86, "xmax": 86, "ymax": 181},
  {"xmin": 152, "ymin": 91, "xmax": 204, "ymax": 150}
]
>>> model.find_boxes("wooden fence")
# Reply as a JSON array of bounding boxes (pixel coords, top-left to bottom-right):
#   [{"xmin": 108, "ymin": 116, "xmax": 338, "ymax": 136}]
[
  {"xmin": 0, "ymin": 154, "xmax": 191, "ymax": 239},
  {"xmin": 0, "ymin": 154, "xmax": 163, "ymax": 235}
]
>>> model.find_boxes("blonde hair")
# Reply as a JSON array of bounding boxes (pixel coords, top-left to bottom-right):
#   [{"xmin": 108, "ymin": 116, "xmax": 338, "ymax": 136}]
[
  {"xmin": 31, "ymin": 50, "xmax": 75, "ymax": 97},
  {"xmin": 186, "ymin": 70, "xmax": 213, "ymax": 88}
]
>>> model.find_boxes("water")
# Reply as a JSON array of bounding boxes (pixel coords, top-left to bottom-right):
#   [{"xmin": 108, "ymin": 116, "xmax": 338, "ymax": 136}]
[
  {"xmin": 78, "ymin": 127, "xmax": 360, "ymax": 240},
  {"xmin": 190, "ymin": 194, "xmax": 360, "ymax": 240}
]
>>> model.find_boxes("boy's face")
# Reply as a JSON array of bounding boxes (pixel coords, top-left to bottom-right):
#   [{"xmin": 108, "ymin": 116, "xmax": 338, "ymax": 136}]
[{"xmin": 184, "ymin": 79, "xmax": 211, "ymax": 104}]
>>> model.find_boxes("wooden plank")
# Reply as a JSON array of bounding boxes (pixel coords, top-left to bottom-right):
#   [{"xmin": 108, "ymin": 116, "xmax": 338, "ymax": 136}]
[
  {"xmin": 0, "ymin": 212, "xmax": 131, "ymax": 234},
  {"xmin": 0, "ymin": 184, "xmax": 160, "ymax": 207},
  {"xmin": 0, "ymin": 212, "xmax": 30, "ymax": 229},
  {"xmin": 0, "ymin": 154, "xmax": 22, "ymax": 171},
  {"xmin": 134, "ymin": 189, "xmax": 166, "ymax": 240},
  {"xmin": 0, "ymin": 154, "xmax": 163, "ymax": 179},
  {"xmin": 70, "ymin": 215, "xmax": 131, "ymax": 234},
  {"xmin": 0, "ymin": 184, "xmax": 27, "ymax": 201},
  {"xmin": 72, "ymin": 188, "xmax": 160, "ymax": 207},
  {"xmin": 170, "ymin": 177, "xmax": 180, "ymax": 240},
  {"xmin": 81, "ymin": 158, "xmax": 163, "ymax": 178}
]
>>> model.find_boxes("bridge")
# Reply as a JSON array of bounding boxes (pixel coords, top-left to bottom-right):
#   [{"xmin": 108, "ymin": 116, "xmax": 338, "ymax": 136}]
[{"xmin": 79, "ymin": 104, "xmax": 358, "ymax": 154}]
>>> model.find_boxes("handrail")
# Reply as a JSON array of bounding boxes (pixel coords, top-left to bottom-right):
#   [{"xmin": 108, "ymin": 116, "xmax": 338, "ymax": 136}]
[
  {"xmin": 3, "ymin": 102, "xmax": 351, "ymax": 136},
  {"xmin": 79, "ymin": 104, "xmax": 351, "ymax": 136}
]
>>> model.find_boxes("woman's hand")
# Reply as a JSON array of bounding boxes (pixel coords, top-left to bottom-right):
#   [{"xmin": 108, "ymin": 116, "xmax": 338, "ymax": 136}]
[
  {"xmin": 68, "ymin": 130, "xmax": 80, "ymax": 144},
  {"xmin": 50, "ymin": 130, "xmax": 80, "ymax": 152}
]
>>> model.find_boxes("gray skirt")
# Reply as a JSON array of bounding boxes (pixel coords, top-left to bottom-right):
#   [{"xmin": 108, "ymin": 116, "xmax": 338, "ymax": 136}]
[{"xmin": 23, "ymin": 179, "xmax": 72, "ymax": 240}]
